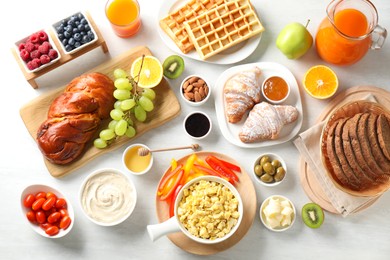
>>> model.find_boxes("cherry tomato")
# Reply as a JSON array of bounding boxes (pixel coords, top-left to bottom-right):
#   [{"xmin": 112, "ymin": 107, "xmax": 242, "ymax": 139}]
[
  {"xmin": 35, "ymin": 192, "xmax": 46, "ymax": 200},
  {"xmin": 42, "ymin": 196, "xmax": 56, "ymax": 211},
  {"xmin": 39, "ymin": 223, "xmax": 53, "ymax": 230},
  {"xmin": 35, "ymin": 210, "xmax": 46, "ymax": 224},
  {"xmin": 46, "ymin": 192, "xmax": 57, "ymax": 200},
  {"xmin": 48, "ymin": 212, "xmax": 61, "ymax": 224},
  {"xmin": 31, "ymin": 198, "xmax": 46, "ymax": 211},
  {"xmin": 55, "ymin": 198, "xmax": 67, "ymax": 209},
  {"xmin": 59, "ymin": 208, "xmax": 68, "ymax": 217},
  {"xmin": 26, "ymin": 211, "xmax": 36, "ymax": 223},
  {"xmin": 23, "ymin": 194, "xmax": 36, "ymax": 208},
  {"xmin": 60, "ymin": 216, "xmax": 72, "ymax": 230},
  {"xmin": 45, "ymin": 226, "xmax": 59, "ymax": 236}
]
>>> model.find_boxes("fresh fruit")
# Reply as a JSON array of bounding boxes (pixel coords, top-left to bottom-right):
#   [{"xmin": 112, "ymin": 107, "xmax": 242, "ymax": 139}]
[
  {"xmin": 54, "ymin": 12, "xmax": 95, "ymax": 53},
  {"xmin": 301, "ymin": 203, "xmax": 324, "ymax": 228},
  {"xmin": 163, "ymin": 55, "xmax": 185, "ymax": 79},
  {"xmin": 130, "ymin": 55, "xmax": 163, "ymax": 88},
  {"xmin": 303, "ymin": 65, "xmax": 339, "ymax": 99},
  {"xmin": 276, "ymin": 20, "xmax": 313, "ymax": 59}
]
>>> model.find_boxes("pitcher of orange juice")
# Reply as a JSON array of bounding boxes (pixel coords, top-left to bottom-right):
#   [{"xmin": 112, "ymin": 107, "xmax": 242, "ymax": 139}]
[{"xmin": 315, "ymin": 0, "xmax": 387, "ymax": 66}]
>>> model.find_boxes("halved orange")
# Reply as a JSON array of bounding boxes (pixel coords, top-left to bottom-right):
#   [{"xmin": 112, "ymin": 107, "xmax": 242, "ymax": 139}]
[{"xmin": 303, "ymin": 65, "xmax": 339, "ymax": 99}]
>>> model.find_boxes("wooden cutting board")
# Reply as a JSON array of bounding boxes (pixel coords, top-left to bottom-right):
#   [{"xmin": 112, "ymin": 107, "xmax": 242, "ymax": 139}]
[
  {"xmin": 20, "ymin": 46, "xmax": 181, "ymax": 178},
  {"xmin": 299, "ymin": 86, "xmax": 389, "ymax": 214}
]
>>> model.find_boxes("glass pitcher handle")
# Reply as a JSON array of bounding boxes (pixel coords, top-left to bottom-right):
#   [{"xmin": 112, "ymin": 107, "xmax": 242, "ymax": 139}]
[{"xmin": 371, "ymin": 24, "xmax": 387, "ymax": 50}]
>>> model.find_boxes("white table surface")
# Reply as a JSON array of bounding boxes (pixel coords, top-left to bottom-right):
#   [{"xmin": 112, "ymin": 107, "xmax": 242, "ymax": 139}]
[{"xmin": 1, "ymin": 0, "xmax": 390, "ymax": 259}]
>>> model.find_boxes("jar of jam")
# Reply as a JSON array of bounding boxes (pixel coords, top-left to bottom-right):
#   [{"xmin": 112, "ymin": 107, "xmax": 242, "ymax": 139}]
[{"xmin": 262, "ymin": 76, "xmax": 290, "ymax": 104}]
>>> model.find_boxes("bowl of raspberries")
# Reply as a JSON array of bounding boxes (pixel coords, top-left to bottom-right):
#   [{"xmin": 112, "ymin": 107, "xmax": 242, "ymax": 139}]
[
  {"xmin": 52, "ymin": 12, "xmax": 98, "ymax": 54},
  {"xmin": 16, "ymin": 30, "xmax": 61, "ymax": 72}
]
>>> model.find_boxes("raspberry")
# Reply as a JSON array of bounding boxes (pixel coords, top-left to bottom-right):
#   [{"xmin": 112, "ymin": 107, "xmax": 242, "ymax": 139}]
[
  {"xmin": 48, "ymin": 49, "xmax": 58, "ymax": 60},
  {"xmin": 20, "ymin": 49, "xmax": 30, "ymax": 61},
  {"xmin": 38, "ymin": 31, "xmax": 48, "ymax": 42},
  {"xmin": 25, "ymin": 42, "xmax": 35, "ymax": 52},
  {"xmin": 38, "ymin": 42, "xmax": 51, "ymax": 54},
  {"xmin": 29, "ymin": 33, "xmax": 40, "ymax": 43},
  {"xmin": 30, "ymin": 50, "xmax": 41, "ymax": 59},
  {"xmin": 40, "ymin": 54, "xmax": 51, "ymax": 65},
  {"xmin": 26, "ymin": 58, "xmax": 41, "ymax": 70},
  {"xmin": 18, "ymin": 43, "xmax": 26, "ymax": 51}
]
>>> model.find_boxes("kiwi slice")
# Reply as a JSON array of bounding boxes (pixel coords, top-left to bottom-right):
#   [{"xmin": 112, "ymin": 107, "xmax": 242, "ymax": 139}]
[
  {"xmin": 163, "ymin": 55, "xmax": 184, "ymax": 79},
  {"xmin": 301, "ymin": 203, "xmax": 324, "ymax": 228}
]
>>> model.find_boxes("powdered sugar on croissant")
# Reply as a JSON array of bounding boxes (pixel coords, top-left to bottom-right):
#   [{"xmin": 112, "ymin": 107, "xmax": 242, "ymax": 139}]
[
  {"xmin": 239, "ymin": 102, "xmax": 298, "ymax": 143},
  {"xmin": 224, "ymin": 66, "xmax": 262, "ymax": 123}
]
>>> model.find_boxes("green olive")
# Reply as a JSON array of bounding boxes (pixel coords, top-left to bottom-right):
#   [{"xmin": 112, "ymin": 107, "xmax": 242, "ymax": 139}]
[
  {"xmin": 260, "ymin": 156, "xmax": 270, "ymax": 166},
  {"xmin": 271, "ymin": 159, "xmax": 281, "ymax": 168},
  {"xmin": 274, "ymin": 167, "xmax": 286, "ymax": 182},
  {"xmin": 263, "ymin": 162, "xmax": 275, "ymax": 175},
  {"xmin": 260, "ymin": 173, "xmax": 274, "ymax": 183},
  {"xmin": 254, "ymin": 165, "xmax": 263, "ymax": 176}
]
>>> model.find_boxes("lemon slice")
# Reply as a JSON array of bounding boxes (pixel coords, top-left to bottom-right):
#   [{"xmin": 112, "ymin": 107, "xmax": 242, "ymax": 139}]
[
  {"xmin": 303, "ymin": 65, "xmax": 339, "ymax": 99},
  {"xmin": 130, "ymin": 55, "xmax": 163, "ymax": 88}
]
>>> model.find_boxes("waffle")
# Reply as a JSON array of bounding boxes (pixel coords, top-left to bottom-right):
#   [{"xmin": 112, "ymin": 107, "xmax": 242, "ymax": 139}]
[
  {"xmin": 183, "ymin": 0, "xmax": 264, "ymax": 60},
  {"xmin": 159, "ymin": 0, "xmax": 227, "ymax": 54}
]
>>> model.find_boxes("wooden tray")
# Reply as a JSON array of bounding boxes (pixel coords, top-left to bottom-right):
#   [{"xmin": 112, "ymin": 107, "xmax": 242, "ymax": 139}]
[
  {"xmin": 299, "ymin": 86, "xmax": 390, "ymax": 214},
  {"xmin": 155, "ymin": 151, "xmax": 257, "ymax": 255},
  {"xmin": 20, "ymin": 46, "xmax": 181, "ymax": 178}
]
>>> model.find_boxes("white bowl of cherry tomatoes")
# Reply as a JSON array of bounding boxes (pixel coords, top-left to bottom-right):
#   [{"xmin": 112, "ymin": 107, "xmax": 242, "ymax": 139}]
[{"xmin": 21, "ymin": 184, "xmax": 74, "ymax": 238}]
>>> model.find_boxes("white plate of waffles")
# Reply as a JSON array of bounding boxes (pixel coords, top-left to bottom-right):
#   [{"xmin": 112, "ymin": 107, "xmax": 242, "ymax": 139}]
[
  {"xmin": 214, "ymin": 62, "xmax": 303, "ymax": 148},
  {"xmin": 158, "ymin": 0, "xmax": 263, "ymax": 64}
]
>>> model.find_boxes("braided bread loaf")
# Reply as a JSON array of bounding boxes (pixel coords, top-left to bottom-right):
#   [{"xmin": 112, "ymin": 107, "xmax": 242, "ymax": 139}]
[{"xmin": 37, "ymin": 73, "xmax": 115, "ymax": 165}]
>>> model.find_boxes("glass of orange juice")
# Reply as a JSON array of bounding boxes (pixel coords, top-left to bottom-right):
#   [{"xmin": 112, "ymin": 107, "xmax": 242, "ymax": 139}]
[
  {"xmin": 315, "ymin": 0, "xmax": 387, "ymax": 66},
  {"xmin": 105, "ymin": 0, "xmax": 141, "ymax": 38}
]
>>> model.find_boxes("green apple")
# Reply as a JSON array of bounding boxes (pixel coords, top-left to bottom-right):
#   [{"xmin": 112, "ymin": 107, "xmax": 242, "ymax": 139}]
[{"xmin": 276, "ymin": 20, "xmax": 313, "ymax": 59}]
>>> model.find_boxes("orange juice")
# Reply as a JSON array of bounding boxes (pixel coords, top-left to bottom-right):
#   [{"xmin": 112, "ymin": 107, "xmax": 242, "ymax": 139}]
[
  {"xmin": 315, "ymin": 8, "xmax": 371, "ymax": 65},
  {"xmin": 105, "ymin": 0, "xmax": 141, "ymax": 38}
]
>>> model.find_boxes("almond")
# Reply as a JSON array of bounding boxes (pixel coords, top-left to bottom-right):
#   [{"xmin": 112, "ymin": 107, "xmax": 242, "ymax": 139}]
[
  {"xmin": 194, "ymin": 91, "xmax": 202, "ymax": 102},
  {"xmin": 184, "ymin": 92, "xmax": 194, "ymax": 100}
]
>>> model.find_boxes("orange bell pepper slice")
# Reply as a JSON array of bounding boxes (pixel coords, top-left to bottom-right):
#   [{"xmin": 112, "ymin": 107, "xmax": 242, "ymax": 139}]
[
  {"xmin": 159, "ymin": 169, "xmax": 184, "ymax": 201},
  {"xmin": 158, "ymin": 164, "xmax": 183, "ymax": 197}
]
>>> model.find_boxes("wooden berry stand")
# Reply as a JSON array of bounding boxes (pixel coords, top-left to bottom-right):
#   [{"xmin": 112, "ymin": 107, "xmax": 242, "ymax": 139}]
[{"xmin": 11, "ymin": 12, "xmax": 108, "ymax": 89}]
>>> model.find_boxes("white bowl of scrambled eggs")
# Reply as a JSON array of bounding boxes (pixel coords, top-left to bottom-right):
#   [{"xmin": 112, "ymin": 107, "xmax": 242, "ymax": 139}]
[{"xmin": 147, "ymin": 175, "xmax": 243, "ymax": 244}]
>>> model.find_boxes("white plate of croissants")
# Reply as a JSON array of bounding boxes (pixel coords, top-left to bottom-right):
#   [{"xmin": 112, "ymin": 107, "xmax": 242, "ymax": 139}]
[{"xmin": 214, "ymin": 62, "xmax": 303, "ymax": 147}]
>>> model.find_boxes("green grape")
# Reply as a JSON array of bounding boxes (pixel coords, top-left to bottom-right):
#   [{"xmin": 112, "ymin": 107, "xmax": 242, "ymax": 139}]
[
  {"xmin": 94, "ymin": 138, "xmax": 107, "ymax": 149},
  {"xmin": 138, "ymin": 96, "xmax": 154, "ymax": 112},
  {"xmin": 99, "ymin": 129, "xmax": 116, "ymax": 141},
  {"xmin": 115, "ymin": 119, "xmax": 128, "ymax": 136},
  {"xmin": 113, "ymin": 68, "xmax": 128, "ymax": 79},
  {"xmin": 113, "ymin": 89, "xmax": 131, "ymax": 100},
  {"xmin": 114, "ymin": 100, "xmax": 122, "ymax": 110},
  {"xmin": 114, "ymin": 78, "xmax": 132, "ymax": 90},
  {"xmin": 125, "ymin": 126, "xmax": 136, "ymax": 138},
  {"xmin": 108, "ymin": 120, "xmax": 118, "ymax": 130},
  {"xmin": 142, "ymin": 88, "xmax": 156, "ymax": 100},
  {"xmin": 120, "ymin": 98, "xmax": 136, "ymax": 111},
  {"xmin": 110, "ymin": 109, "xmax": 124, "ymax": 121},
  {"xmin": 123, "ymin": 116, "xmax": 134, "ymax": 126},
  {"xmin": 134, "ymin": 105, "xmax": 147, "ymax": 122}
]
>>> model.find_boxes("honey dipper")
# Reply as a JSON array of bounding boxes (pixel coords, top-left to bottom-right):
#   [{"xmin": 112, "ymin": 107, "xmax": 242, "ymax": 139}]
[{"xmin": 137, "ymin": 144, "xmax": 200, "ymax": 157}]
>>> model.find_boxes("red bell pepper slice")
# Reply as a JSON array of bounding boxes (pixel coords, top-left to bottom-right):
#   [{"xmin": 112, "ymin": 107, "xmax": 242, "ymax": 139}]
[
  {"xmin": 193, "ymin": 164, "xmax": 234, "ymax": 185},
  {"xmin": 205, "ymin": 155, "xmax": 239, "ymax": 183},
  {"xmin": 158, "ymin": 164, "xmax": 183, "ymax": 196},
  {"xmin": 169, "ymin": 184, "xmax": 183, "ymax": 218},
  {"xmin": 160, "ymin": 169, "xmax": 184, "ymax": 201},
  {"xmin": 217, "ymin": 158, "xmax": 241, "ymax": 172}
]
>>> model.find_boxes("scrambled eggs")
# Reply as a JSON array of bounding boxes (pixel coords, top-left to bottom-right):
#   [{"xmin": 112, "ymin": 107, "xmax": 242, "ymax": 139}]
[{"xmin": 177, "ymin": 180, "xmax": 240, "ymax": 240}]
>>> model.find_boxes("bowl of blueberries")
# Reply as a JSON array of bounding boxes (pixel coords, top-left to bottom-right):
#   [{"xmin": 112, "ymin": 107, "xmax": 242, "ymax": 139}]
[{"xmin": 52, "ymin": 11, "xmax": 98, "ymax": 54}]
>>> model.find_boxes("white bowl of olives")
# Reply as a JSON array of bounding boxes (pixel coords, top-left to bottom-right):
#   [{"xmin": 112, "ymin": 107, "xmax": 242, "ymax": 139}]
[{"xmin": 253, "ymin": 153, "xmax": 287, "ymax": 187}]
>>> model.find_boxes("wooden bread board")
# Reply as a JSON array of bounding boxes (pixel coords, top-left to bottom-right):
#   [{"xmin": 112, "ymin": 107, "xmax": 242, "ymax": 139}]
[
  {"xmin": 20, "ymin": 46, "xmax": 181, "ymax": 178},
  {"xmin": 299, "ymin": 86, "xmax": 389, "ymax": 214},
  {"xmin": 155, "ymin": 152, "xmax": 257, "ymax": 255}
]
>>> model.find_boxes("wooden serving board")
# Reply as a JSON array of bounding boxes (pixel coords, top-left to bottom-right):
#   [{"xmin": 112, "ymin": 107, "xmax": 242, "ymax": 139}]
[
  {"xmin": 20, "ymin": 46, "xmax": 181, "ymax": 178},
  {"xmin": 155, "ymin": 151, "xmax": 257, "ymax": 255},
  {"xmin": 299, "ymin": 86, "xmax": 389, "ymax": 214}
]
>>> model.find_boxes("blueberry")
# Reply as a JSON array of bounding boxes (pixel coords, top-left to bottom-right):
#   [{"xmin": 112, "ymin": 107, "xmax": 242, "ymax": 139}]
[
  {"xmin": 80, "ymin": 18, "xmax": 87, "ymax": 25},
  {"xmin": 87, "ymin": 31, "xmax": 95, "ymax": 39},
  {"xmin": 77, "ymin": 13, "xmax": 84, "ymax": 20},
  {"xmin": 58, "ymin": 33, "xmax": 65, "ymax": 41},
  {"xmin": 81, "ymin": 35, "xmax": 89, "ymax": 44},
  {"xmin": 78, "ymin": 24, "xmax": 85, "ymax": 32},
  {"xmin": 62, "ymin": 38, "xmax": 68, "ymax": 46},
  {"xmin": 73, "ymin": 33, "xmax": 81, "ymax": 41},
  {"xmin": 65, "ymin": 45, "xmax": 73, "ymax": 52},
  {"xmin": 74, "ymin": 41, "xmax": 81, "ymax": 48},
  {"xmin": 73, "ymin": 27, "xmax": 80, "ymax": 34},
  {"xmin": 66, "ymin": 26, "xmax": 73, "ymax": 33},
  {"xmin": 56, "ymin": 25, "xmax": 64, "ymax": 34},
  {"xmin": 68, "ymin": 38, "xmax": 75, "ymax": 46},
  {"xmin": 80, "ymin": 31, "xmax": 86, "ymax": 36},
  {"xmin": 64, "ymin": 31, "xmax": 72, "ymax": 39},
  {"xmin": 84, "ymin": 24, "xmax": 91, "ymax": 31}
]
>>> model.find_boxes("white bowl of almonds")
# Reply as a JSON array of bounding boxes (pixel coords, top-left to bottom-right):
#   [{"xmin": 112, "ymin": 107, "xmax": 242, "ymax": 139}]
[{"xmin": 180, "ymin": 75, "xmax": 210, "ymax": 106}]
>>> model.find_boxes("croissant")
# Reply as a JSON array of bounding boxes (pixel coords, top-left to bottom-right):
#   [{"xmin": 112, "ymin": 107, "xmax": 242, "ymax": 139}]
[
  {"xmin": 239, "ymin": 102, "xmax": 298, "ymax": 143},
  {"xmin": 37, "ymin": 73, "xmax": 115, "ymax": 165},
  {"xmin": 224, "ymin": 66, "xmax": 262, "ymax": 123}
]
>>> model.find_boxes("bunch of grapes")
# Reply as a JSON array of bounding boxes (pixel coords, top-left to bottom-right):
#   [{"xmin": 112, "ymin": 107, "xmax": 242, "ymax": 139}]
[{"xmin": 93, "ymin": 68, "xmax": 156, "ymax": 149}]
